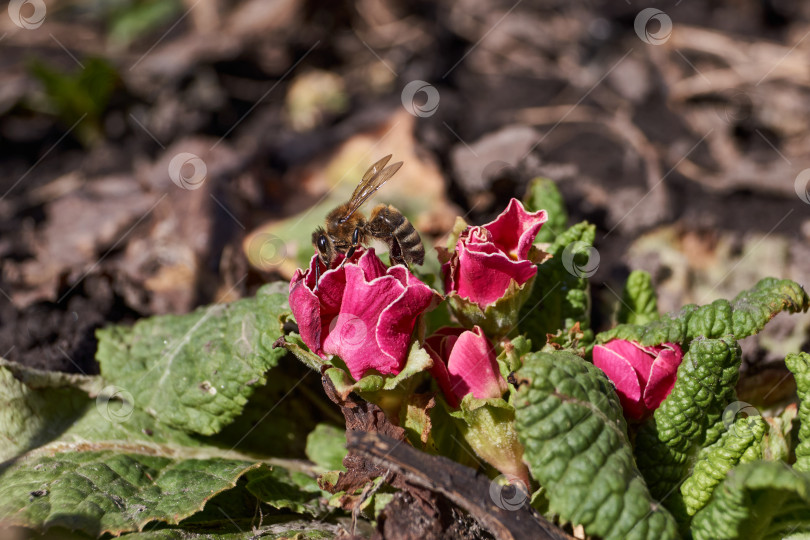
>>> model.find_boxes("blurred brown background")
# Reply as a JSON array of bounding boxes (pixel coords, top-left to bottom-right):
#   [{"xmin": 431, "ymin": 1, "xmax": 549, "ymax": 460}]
[{"xmin": 0, "ymin": 0, "xmax": 808, "ymax": 383}]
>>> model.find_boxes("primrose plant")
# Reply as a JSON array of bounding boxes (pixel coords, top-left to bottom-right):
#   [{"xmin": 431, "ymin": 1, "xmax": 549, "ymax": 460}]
[
  {"xmin": 284, "ymin": 177, "xmax": 810, "ymax": 540},
  {"xmin": 3, "ymin": 177, "xmax": 808, "ymax": 540}
]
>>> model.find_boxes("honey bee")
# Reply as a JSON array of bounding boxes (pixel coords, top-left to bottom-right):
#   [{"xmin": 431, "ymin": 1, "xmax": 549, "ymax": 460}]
[{"xmin": 312, "ymin": 154, "xmax": 424, "ymax": 286}]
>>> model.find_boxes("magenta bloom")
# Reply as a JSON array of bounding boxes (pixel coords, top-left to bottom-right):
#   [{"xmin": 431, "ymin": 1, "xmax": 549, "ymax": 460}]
[
  {"xmin": 442, "ymin": 198, "xmax": 548, "ymax": 307},
  {"xmin": 424, "ymin": 326, "xmax": 508, "ymax": 408},
  {"xmin": 289, "ymin": 249, "xmax": 438, "ymax": 381},
  {"xmin": 593, "ymin": 340, "xmax": 684, "ymax": 420}
]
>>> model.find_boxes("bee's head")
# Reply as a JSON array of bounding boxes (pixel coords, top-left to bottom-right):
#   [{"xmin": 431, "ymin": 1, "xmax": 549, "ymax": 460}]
[{"xmin": 312, "ymin": 227, "xmax": 330, "ymax": 266}]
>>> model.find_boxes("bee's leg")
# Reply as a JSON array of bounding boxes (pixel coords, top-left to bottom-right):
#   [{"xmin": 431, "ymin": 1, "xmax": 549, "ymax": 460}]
[
  {"xmin": 314, "ymin": 259, "xmax": 321, "ymax": 291},
  {"xmin": 338, "ymin": 227, "xmax": 362, "ymax": 269}
]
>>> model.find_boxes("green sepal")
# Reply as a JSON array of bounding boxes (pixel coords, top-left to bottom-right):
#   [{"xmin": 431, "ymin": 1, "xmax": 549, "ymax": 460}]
[
  {"xmin": 690, "ymin": 462, "xmax": 810, "ymax": 540},
  {"xmin": 449, "ymin": 395, "xmax": 529, "ymax": 486},
  {"xmin": 446, "ymin": 274, "xmax": 537, "ymax": 338},
  {"xmin": 634, "ymin": 337, "xmax": 742, "ymax": 505},
  {"xmin": 518, "ymin": 222, "xmax": 595, "ymax": 351},
  {"xmin": 445, "ymin": 215, "xmax": 470, "ymax": 250},
  {"xmin": 763, "ymin": 405, "xmax": 798, "ymax": 462},
  {"xmin": 617, "ymin": 270, "xmax": 659, "ymax": 325},
  {"xmin": 277, "ymin": 328, "xmax": 327, "ymax": 372},
  {"xmin": 786, "ymin": 352, "xmax": 810, "ymax": 472},
  {"xmin": 495, "ymin": 335, "xmax": 532, "ymax": 379},
  {"xmin": 424, "ymin": 395, "xmax": 482, "ymax": 470},
  {"xmin": 323, "ymin": 341, "xmax": 432, "ymax": 419},
  {"xmin": 513, "ymin": 350, "xmax": 679, "ymax": 540},
  {"xmin": 599, "ymin": 278, "xmax": 809, "ymax": 347}
]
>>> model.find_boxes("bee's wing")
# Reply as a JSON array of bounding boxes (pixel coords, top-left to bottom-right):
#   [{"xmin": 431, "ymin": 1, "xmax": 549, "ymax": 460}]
[{"xmin": 340, "ymin": 157, "xmax": 403, "ymax": 222}]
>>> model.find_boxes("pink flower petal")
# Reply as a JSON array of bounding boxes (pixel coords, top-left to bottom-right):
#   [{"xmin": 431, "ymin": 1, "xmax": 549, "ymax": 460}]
[
  {"xmin": 357, "ymin": 249, "xmax": 389, "ymax": 280},
  {"xmin": 455, "ymin": 248, "xmax": 537, "ymax": 306},
  {"xmin": 289, "ymin": 247, "xmax": 439, "ymax": 382},
  {"xmin": 643, "ymin": 343, "xmax": 683, "ymax": 410},
  {"xmin": 483, "ymin": 199, "xmax": 548, "ymax": 260},
  {"xmin": 426, "ymin": 345, "xmax": 459, "ymax": 408},
  {"xmin": 323, "ymin": 263, "xmax": 406, "ymax": 379},
  {"xmin": 446, "ymin": 326, "xmax": 507, "ymax": 401},
  {"xmin": 376, "ymin": 269, "xmax": 438, "ymax": 369},
  {"xmin": 606, "ymin": 339, "xmax": 655, "ymax": 387},
  {"xmin": 593, "ymin": 343, "xmax": 646, "ymax": 420},
  {"xmin": 289, "ymin": 267, "xmax": 325, "ymax": 357}
]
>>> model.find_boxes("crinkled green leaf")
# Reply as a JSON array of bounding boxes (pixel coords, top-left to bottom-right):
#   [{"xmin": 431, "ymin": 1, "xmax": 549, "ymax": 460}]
[
  {"xmin": 518, "ymin": 222, "xmax": 595, "ymax": 350},
  {"xmin": 523, "ymin": 177, "xmax": 568, "ymax": 244},
  {"xmin": 634, "ymin": 337, "xmax": 741, "ymax": 505},
  {"xmin": 0, "ymin": 449, "xmax": 259, "ymax": 537},
  {"xmin": 513, "ymin": 350, "xmax": 679, "ymax": 540},
  {"xmin": 690, "ymin": 461, "xmax": 810, "ymax": 540},
  {"xmin": 599, "ymin": 278, "xmax": 809, "ymax": 346},
  {"xmin": 786, "ymin": 352, "xmax": 810, "ymax": 472},
  {"xmin": 617, "ymin": 270, "xmax": 659, "ymax": 325},
  {"xmin": 96, "ymin": 284, "xmax": 290, "ymax": 435},
  {"xmin": 681, "ymin": 415, "xmax": 766, "ymax": 518},
  {"xmin": 305, "ymin": 424, "xmax": 347, "ymax": 471}
]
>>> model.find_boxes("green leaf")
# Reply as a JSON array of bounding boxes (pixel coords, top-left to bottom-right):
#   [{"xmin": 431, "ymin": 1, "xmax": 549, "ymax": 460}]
[
  {"xmin": 518, "ymin": 222, "xmax": 596, "ymax": 350},
  {"xmin": 0, "ymin": 449, "xmax": 259, "ymax": 537},
  {"xmin": 599, "ymin": 278, "xmax": 809, "ymax": 346},
  {"xmin": 120, "ymin": 526, "xmax": 337, "ymax": 539},
  {"xmin": 245, "ymin": 465, "xmax": 330, "ymax": 517},
  {"xmin": 513, "ymin": 350, "xmax": 679, "ymax": 540},
  {"xmin": 306, "ymin": 424, "xmax": 347, "ymax": 471},
  {"xmin": 634, "ymin": 337, "xmax": 742, "ymax": 505},
  {"xmin": 28, "ymin": 58, "xmax": 118, "ymax": 146},
  {"xmin": 0, "ymin": 361, "xmax": 332, "ymax": 537},
  {"xmin": 786, "ymin": 352, "xmax": 810, "ymax": 472},
  {"xmin": 0, "ymin": 361, "xmax": 97, "ymax": 462},
  {"xmin": 96, "ymin": 285, "xmax": 290, "ymax": 435},
  {"xmin": 203, "ymin": 359, "xmax": 326, "ymax": 459},
  {"xmin": 690, "ymin": 462, "xmax": 810, "ymax": 540},
  {"xmin": 617, "ymin": 270, "xmax": 659, "ymax": 325},
  {"xmin": 523, "ymin": 177, "xmax": 568, "ymax": 244},
  {"xmin": 106, "ymin": 0, "xmax": 182, "ymax": 47},
  {"xmin": 119, "ymin": 526, "xmax": 337, "ymax": 539},
  {"xmin": 680, "ymin": 415, "xmax": 766, "ymax": 518}
]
